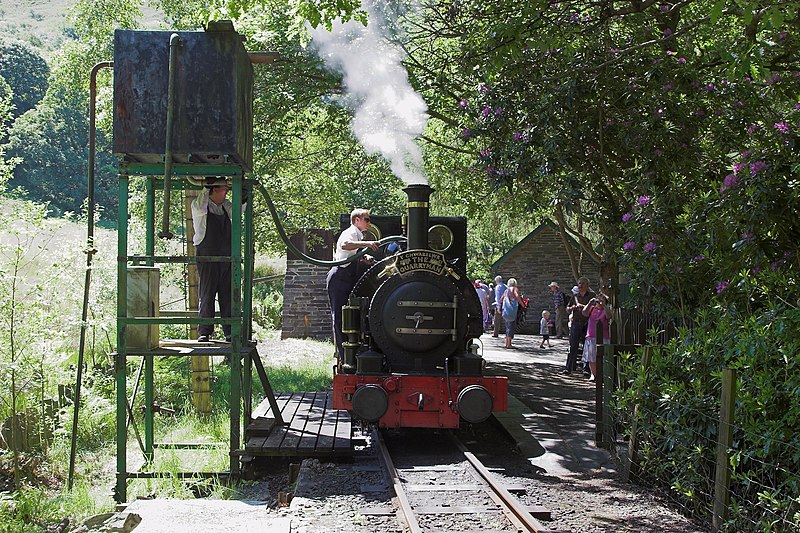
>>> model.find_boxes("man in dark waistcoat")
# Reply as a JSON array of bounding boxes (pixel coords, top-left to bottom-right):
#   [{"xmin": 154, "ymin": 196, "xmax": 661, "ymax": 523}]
[{"xmin": 192, "ymin": 178, "xmax": 236, "ymax": 342}]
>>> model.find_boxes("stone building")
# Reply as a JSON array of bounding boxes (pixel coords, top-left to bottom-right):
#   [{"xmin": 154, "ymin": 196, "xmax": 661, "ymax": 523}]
[
  {"xmin": 491, "ymin": 220, "xmax": 600, "ymax": 334},
  {"xmin": 281, "ymin": 229, "xmax": 336, "ymax": 340}
]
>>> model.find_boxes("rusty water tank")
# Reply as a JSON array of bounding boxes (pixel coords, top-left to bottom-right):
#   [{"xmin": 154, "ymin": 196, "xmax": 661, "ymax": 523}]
[{"xmin": 113, "ymin": 22, "xmax": 253, "ymax": 170}]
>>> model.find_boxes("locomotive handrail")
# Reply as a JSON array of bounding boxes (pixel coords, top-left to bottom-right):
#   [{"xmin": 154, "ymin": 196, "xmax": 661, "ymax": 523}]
[{"xmin": 254, "ymin": 180, "xmax": 406, "ymax": 267}]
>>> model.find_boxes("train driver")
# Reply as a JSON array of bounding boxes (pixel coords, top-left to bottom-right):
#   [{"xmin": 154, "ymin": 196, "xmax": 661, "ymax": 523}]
[{"xmin": 327, "ymin": 209, "xmax": 378, "ymax": 362}]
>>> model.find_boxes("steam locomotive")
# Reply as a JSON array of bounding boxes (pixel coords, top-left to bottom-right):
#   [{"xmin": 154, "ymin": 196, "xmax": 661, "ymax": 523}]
[{"xmin": 331, "ymin": 185, "xmax": 508, "ymax": 429}]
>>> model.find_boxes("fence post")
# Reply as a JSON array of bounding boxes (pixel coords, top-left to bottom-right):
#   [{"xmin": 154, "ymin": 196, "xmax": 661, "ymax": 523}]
[
  {"xmin": 624, "ymin": 345, "xmax": 652, "ymax": 482},
  {"xmin": 595, "ymin": 343, "xmax": 604, "ymax": 447},
  {"xmin": 602, "ymin": 343, "xmax": 614, "ymax": 448},
  {"xmin": 712, "ymin": 368, "xmax": 737, "ymax": 532}
]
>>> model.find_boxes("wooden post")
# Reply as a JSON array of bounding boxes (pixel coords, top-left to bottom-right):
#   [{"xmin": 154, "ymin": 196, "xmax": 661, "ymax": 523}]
[
  {"xmin": 624, "ymin": 345, "xmax": 652, "ymax": 482},
  {"xmin": 594, "ymin": 319, "xmax": 605, "ymax": 447},
  {"xmin": 602, "ymin": 343, "xmax": 614, "ymax": 447},
  {"xmin": 712, "ymin": 368, "xmax": 737, "ymax": 532},
  {"xmin": 184, "ymin": 189, "xmax": 211, "ymax": 415}
]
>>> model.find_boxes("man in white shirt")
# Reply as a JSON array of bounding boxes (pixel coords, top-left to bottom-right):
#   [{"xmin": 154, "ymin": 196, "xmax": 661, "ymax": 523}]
[
  {"xmin": 191, "ymin": 177, "xmax": 241, "ymax": 342},
  {"xmin": 326, "ymin": 209, "xmax": 378, "ymax": 361}
]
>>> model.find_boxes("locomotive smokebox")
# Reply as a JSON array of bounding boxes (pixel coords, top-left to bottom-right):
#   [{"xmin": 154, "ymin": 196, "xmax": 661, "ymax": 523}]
[{"xmin": 403, "ymin": 184, "xmax": 432, "ymax": 250}]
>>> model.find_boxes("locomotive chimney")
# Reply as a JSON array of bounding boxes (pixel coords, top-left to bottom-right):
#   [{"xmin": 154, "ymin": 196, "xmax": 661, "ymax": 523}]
[{"xmin": 403, "ymin": 184, "xmax": 432, "ymax": 250}]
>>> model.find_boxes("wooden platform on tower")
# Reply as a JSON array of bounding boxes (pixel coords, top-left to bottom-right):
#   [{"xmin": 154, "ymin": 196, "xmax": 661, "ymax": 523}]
[{"xmin": 244, "ymin": 392, "xmax": 353, "ymax": 457}]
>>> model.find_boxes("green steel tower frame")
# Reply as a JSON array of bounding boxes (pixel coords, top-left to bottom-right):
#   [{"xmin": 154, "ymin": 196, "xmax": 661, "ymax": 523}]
[{"xmin": 114, "ymin": 162, "xmax": 256, "ymax": 503}]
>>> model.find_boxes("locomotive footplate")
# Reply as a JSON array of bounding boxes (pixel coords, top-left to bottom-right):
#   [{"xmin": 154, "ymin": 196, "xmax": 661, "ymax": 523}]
[{"xmin": 333, "ymin": 374, "xmax": 509, "ymax": 429}]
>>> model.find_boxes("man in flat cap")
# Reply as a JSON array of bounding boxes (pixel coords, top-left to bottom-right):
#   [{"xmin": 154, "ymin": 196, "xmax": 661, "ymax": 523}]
[{"xmin": 192, "ymin": 177, "xmax": 236, "ymax": 342}]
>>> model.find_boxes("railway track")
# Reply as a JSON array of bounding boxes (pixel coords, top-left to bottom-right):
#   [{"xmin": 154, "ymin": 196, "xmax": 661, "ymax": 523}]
[{"xmin": 375, "ymin": 428, "xmax": 554, "ymax": 533}]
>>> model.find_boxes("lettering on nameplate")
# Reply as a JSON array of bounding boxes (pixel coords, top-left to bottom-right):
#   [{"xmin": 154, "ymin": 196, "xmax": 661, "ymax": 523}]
[{"xmin": 394, "ymin": 250, "xmax": 447, "ymax": 275}]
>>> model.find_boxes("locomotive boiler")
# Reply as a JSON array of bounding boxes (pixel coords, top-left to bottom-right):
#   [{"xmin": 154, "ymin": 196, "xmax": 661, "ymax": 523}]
[{"xmin": 332, "ymin": 184, "xmax": 508, "ymax": 428}]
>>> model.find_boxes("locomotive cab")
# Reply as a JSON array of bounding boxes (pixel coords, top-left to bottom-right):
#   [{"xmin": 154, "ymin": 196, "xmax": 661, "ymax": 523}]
[{"xmin": 332, "ymin": 185, "xmax": 508, "ymax": 428}]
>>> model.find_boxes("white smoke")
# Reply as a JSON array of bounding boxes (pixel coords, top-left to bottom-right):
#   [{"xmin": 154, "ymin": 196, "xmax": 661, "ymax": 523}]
[{"xmin": 310, "ymin": 3, "xmax": 428, "ymax": 184}]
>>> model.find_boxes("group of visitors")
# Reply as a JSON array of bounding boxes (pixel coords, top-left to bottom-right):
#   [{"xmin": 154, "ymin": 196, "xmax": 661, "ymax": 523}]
[
  {"xmin": 475, "ymin": 275, "xmax": 523, "ymax": 349},
  {"xmin": 490, "ymin": 275, "xmax": 611, "ymax": 382}
]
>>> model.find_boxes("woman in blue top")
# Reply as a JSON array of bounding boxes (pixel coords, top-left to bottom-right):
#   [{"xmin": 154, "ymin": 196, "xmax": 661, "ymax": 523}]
[{"xmin": 499, "ymin": 278, "xmax": 521, "ymax": 349}]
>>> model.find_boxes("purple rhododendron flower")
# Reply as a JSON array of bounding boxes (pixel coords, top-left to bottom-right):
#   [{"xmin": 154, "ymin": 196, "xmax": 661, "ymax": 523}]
[
  {"xmin": 644, "ymin": 241, "xmax": 657, "ymax": 252},
  {"xmin": 479, "ymin": 84, "xmax": 490, "ymax": 94},
  {"xmin": 747, "ymin": 124, "xmax": 760, "ymax": 135},
  {"xmin": 750, "ymin": 160, "xmax": 768, "ymax": 175},
  {"xmin": 662, "ymin": 82, "xmax": 675, "ymax": 91},
  {"xmin": 462, "ymin": 129, "xmax": 471, "ymax": 138},
  {"xmin": 740, "ymin": 149, "xmax": 751, "ymax": 159},
  {"xmin": 774, "ymin": 121, "xmax": 790, "ymax": 134},
  {"xmin": 733, "ymin": 162, "xmax": 746, "ymax": 175},
  {"xmin": 622, "ymin": 212, "xmax": 633, "ymax": 222},
  {"xmin": 479, "ymin": 147, "xmax": 491, "ymax": 158},
  {"xmin": 481, "ymin": 107, "xmax": 492, "ymax": 117},
  {"xmin": 693, "ymin": 255, "xmax": 705, "ymax": 262},
  {"xmin": 637, "ymin": 195, "xmax": 651, "ymax": 206},
  {"xmin": 720, "ymin": 174, "xmax": 738, "ymax": 192},
  {"xmin": 716, "ymin": 281, "xmax": 729, "ymax": 294},
  {"xmin": 623, "ymin": 241, "xmax": 636, "ymax": 251},
  {"xmin": 494, "ymin": 107, "xmax": 503, "ymax": 115},
  {"xmin": 459, "ymin": 99, "xmax": 468, "ymax": 108},
  {"xmin": 795, "ymin": 103, "xmax": 800, "ymax": 111},
  {"xmin": 663, "ymin": 28, "xmax": 673, "ymax": 37},
  {"xmin": 741, "ymin": 231, "xmax": 754, "ymax": 241},
  {"xmin": 751, "ymin": 266, "xmax": 762, "ymax": 275},
  {"xmin": 677, "ymin": 57, "xmax": 686, "ymax": 64}
]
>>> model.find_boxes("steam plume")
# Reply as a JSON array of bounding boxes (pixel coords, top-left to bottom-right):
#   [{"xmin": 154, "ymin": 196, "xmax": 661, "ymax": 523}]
[{"xmin": 310, "ymin": 3, "xmax": 428, "ymax": 184}]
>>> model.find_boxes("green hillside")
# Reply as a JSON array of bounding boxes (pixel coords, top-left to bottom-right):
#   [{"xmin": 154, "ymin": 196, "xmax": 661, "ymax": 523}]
[{"xmin": 0, "ymin": 0, "xmax": 163, "ymax": 58}]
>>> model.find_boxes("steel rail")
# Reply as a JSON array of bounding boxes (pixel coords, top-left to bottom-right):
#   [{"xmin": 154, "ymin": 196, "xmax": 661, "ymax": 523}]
[
  {"xmin": 449, "ymin": 432, "xmax": 550, "ymax": 532},
  {"xmin": 375, "ymin": 430, "xmax": 423, "ymax": 533}
]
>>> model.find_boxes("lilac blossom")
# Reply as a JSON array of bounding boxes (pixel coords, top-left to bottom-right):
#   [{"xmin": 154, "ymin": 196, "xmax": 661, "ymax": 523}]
[
  {"xmin": 622, "ymin": 212, "xmax": 634, "ymax": 223},
  {"xmin": 637, "ymin": 195, "xmax": 651, "ymax": 206},
  {"xmin": 644, "ymin": 241, "xmax": 657, "ymax": 253},
  {"xmin": 720, "ymin": 174, "xmax": 738, "ymax": 192},
  {"xmin": 716, "ymin": 281, "xmax": 729, "ymax": 294},
  {"xmin": 750, "ymin": 160, "xmax": 768, "ymax": 175},
  {"xmin": 623, "ymin": 241, "xmax": 636, "ymax": 251},
  {"xmin": 733, "ymin": 162, "xmax": 746, "ymax": 175},
  {"xmin": 774, "ymin": 121, "xmax": 790, "ymax": 134},
  {"xmin": 459, "ymin": 99, "xmax": 468, "ymax": 108}
]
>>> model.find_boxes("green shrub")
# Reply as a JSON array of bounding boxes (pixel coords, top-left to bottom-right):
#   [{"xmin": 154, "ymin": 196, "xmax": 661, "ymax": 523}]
[{"xmin": 614, "ymin": 305, "xmax": 800, "ymax": 530}]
